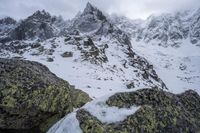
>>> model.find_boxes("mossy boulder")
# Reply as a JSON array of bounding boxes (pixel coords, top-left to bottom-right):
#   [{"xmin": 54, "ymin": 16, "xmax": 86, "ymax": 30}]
[
  {"xmin": 76, "ymin": 88, "xmax": 200, "ymax": 133},
  {"xmin": 76, "ymin": 109, "xmax": 106, "ymax": 133},
  {"xmin": 0, "ymin": 58, "xmax": 91, "ymax": 132}
]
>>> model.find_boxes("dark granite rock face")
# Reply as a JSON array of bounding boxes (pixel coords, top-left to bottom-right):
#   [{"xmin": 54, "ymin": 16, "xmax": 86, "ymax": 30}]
[
  {"xmin": 0, "ymin": 17, "xmax": 17, "ymax": 43},
  {"xmin": 10, "ymin": 10, "xmax": 56, "ymax": 41},
  {"xmin": 0, "ymin": 17, "xmax": 16, "ymax": 25},
  {"xmin": 0, "ymin": 58, "xmax": 91, "ymax": 132}
]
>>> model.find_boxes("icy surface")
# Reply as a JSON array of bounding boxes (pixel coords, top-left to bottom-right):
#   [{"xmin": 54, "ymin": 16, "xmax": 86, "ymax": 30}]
[{"xmin": 47, "ymin": 112, "xmax": 82, "ymax": 133}]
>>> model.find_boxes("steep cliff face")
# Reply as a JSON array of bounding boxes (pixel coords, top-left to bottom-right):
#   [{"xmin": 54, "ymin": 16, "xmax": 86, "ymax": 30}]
[
  {"xmin": 10, "ymin": 10, "xmax": 57, "ymax": 41},
  {"xmin": 0, "ymin": 17, "xmax": 17, "ymax": 43}
]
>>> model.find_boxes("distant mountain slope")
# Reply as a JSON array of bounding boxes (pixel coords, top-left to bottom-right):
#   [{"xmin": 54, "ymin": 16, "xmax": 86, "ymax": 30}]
[
  {"xmin": 111, "ymin": 8, "xmax": 200, "ymax": 95},
  {"xmin": 0, "ymin": 3, "xmax": 167, "ymax": 98},
  {"xmin": 111, "ymin": 8, "xmax": 200, "ymax": 47}
]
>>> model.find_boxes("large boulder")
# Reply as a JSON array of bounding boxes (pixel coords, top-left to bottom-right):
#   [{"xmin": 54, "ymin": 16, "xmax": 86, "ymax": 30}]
[
  {"xmin": 0, "ymin": 58, "xmax": 91, "ymax": 132},
  {"xmin": 76, "ymin": 88, "xmax": 200, "ymax": 133}
]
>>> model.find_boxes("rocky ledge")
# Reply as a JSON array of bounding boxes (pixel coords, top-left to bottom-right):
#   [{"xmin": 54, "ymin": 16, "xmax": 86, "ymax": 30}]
[
  {"xmin": 77, "ymin": 88, "xmax": 200, "ymax": 133},
  {"xmin": 0, "ymin": 58, "xmax": 91, "ymax": 133}
]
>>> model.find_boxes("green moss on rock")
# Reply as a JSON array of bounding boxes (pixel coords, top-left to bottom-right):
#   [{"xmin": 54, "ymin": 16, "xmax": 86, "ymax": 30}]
[
  {"xmin": 0, "ymin": 58, "xmax": 91, "ymax": 132},
  {"xmin": 76, "ymin": 109, "xmax": 106, "ymax": 133},
  {"xmin": 76, "ymin": 88, "xmax": 200, "ymax": 133}
]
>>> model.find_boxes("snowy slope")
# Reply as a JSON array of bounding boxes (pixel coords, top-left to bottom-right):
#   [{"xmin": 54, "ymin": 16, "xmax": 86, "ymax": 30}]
[
  {"xmin": 0, "ymin": 34, "xmax": 166, "ymax": 98},
  {"xmin": 0, "ymin": 3, "xmax": 166, "ymax": 99},
  {"xmin": 131, "ymin": 39, "xmax": 200, "ymax": 95},
  {"xmin": 111, "ymin": 8, "xmax": 200, "ymax": 95}
]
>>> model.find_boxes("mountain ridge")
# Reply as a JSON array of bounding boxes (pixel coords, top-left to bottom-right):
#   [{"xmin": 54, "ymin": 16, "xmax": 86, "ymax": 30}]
[
  {"xmin": 0, "ymin": 3, "xmax": 167, "ymax": 98},
  {"xmin": 111, "ymin": 8, "xmax": 200, "ymax": 47}
]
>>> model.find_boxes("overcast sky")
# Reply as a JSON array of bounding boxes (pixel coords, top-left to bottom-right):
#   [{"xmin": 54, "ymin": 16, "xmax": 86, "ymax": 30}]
[{"xmin": 0, "ymin": 0, "xmax": 200, "ymax": 20}]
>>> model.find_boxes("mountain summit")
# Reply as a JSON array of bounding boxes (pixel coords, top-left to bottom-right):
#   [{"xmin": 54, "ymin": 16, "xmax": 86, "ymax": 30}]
[
  {"xmin": 82, "ymin": 2, "xmax": 106, "ymax": 21},
  {"xmin": 10, "ymin": 10, "xmax": 56, "ymax": 41},
  {"xmin": 83, "ymin": 2, "xmax": 96, "ymax": 14}
]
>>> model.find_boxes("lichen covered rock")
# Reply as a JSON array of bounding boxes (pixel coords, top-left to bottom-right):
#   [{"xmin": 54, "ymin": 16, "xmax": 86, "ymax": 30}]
[
  {"xmin": 0, "ymin": 58, "xmax": 91, "ymax": 132},
  {"xmin": 76, "ymin": 88, "xmax": 200, "ymax": 133}
]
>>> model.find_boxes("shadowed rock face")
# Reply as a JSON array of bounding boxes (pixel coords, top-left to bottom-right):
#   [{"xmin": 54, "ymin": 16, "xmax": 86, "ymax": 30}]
[
  {"xmin": 10, "ymin": 10, "xmax": 56, "ymax": 41},
  {"xmin": 76, "ymin": 88, "xmax": 200, "ymax": 133},
  {"xmin": 0, "ymin": 58, "xmax": 91, "ymax": 133},
  {"xmin": 0, "ymin": 17, "xmax": 17, "ymax": 43},
  {"xmin": 0, "ymin": 17, "xmax": 16, "ymax": 25}
]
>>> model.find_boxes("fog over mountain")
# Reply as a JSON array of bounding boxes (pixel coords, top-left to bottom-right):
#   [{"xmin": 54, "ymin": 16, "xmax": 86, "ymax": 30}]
[{"xmin": 1, "ymin": 0, "xmax": 200, "ymax": 20}]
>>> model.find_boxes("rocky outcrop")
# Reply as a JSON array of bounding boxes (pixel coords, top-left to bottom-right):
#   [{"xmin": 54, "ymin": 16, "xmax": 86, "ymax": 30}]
[
  {"xmin": 10, "ymin": 10, "xmax": 60, "ymax": 41},
  {"xmin": 68, "ymin": 2, "xmax": 131, "ymax": 48},
  {"xmin": 0, "ymin": 58, "xmax": 91, "ymax": 132},
  {"xmin": 76, "ymin": 88, "xmax": 200, "ymax": 133},
  {"xmin": 0, "ymin": 17, "xmax": 16, "ymax": 25},
  {"xmin": 0, "ymin": 17, "xmax": 17, "ymax": 43}
]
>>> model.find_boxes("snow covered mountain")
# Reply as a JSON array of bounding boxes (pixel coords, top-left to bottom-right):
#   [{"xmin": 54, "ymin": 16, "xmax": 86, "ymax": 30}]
[
  {"xmin": 111, "ymin": 8, "xmax": 200, "ymax": 47},
  {"xmin": 0, "ymin": 2, "xmax": 200, "ymax": 133},
  {"xmin": 0, "ymin": 10, "xmax": 69, "ymax": 43},
  {"xmin": 111, "ymin": 8, "xmax": 200, "ymax": 94},
  {"xmin": 10, "ymin": 10, "xmax": 62, "ymax": 41},
  {"xmin": 0, "ymin": 17, "xmax": 17, "ymax": 42},
  {"xmin": 0, "ymin": 3, "xmax": 166, "ymax": 98}
]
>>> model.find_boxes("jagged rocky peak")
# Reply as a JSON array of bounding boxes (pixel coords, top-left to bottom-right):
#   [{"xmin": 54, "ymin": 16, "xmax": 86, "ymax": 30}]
[
  {"xmin": 140, "ymin": 9, "xmax": 200, "ymax": 46},
  {"xmin": 139, "ymin": 13, "xmax": 184, "ymax": 46},
  {"xmin": 68, "ymin": 2, "xmax": 132, "ymax": 48},
  {"xmin": 111, "ymin": 7, "xmax": 200, "ymax": 47},
  {"xmin": 0, "ymin": 17, "xmax": 17, "ymax": 43},
  {"xmin": 27, "ymin": 9, "xmax": 52, "ymax": 22},
  {"xmin": 83, "ymin": 2, "xmax": 95, "ymax": 14},
  {"xmin": 68, "ymin": 2, "xmax": 109, "ymax": 34},
  {"xmin": 10, "ymin": 9, "xmax": 59, "ymax": 41},
  {"xmin": 82, "ymin": 2, "xmax": 106, "ymax": 20},
  {"xmin": 0, "ymin": 17, "xmax": 16, "ymax": 25}
]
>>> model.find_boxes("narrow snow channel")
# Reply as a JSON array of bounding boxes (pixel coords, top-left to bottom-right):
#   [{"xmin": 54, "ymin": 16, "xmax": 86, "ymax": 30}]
[
  {"xmin": 83, "ymin": 95, "xmax": 140, "ymax": 124},
  {"xmin": 48, "ymin": 92, "xmax": 140, "ymax": 133},
  {"xmin": 47, "ymin": 112, "xmax": 82, "ymax": 133}
]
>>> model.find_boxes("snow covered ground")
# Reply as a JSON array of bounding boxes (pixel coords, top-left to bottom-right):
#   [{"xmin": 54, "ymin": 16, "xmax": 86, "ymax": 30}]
[
  {"xmin": 46, "ymin": 38, "xmax": 200, "ymax": 133},
  {"xmin": 131, "ymin": 39, "xmax": 200, "ymax": 95},
  {"xmin": 0, "ymin": 35, "xmax": 163, "ymax": 99},
  {"xmin": 48, "ymin": 91, "xmax": 140, "ymax": 133}
]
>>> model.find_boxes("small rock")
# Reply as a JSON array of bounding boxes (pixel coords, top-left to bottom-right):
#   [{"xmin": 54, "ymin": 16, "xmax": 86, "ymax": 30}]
[{"xmin": 61, "ymin": 51, "xmax": 73, "ymax": 58}]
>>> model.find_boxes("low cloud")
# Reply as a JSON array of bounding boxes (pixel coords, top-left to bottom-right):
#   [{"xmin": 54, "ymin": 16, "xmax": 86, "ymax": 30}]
[{"xmin": 0, "ymin": 0, "xmax": 199, "ymax": 20}]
